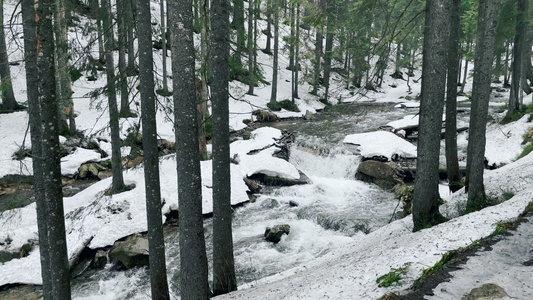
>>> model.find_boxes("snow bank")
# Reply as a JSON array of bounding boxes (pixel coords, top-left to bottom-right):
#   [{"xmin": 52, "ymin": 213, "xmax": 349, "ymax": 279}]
[{"xmin": 343, "ymin": 131, "xmax": 417, "ymax": 160}]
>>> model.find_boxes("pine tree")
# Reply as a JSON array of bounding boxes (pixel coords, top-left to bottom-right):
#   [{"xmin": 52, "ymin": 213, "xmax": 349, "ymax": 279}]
[
  {"xmin": 136, "ymin": 0, "xmax": 170, "ymax": 298},
  {"xmin": 169, "ymin": 0, "xmax": 210, "ymax": 298},
  {"xmin": 0, "ymin": 0, "xmax": 18, "ymax": 111},
  {"xmin": 466, "ymin": 0, "xmax": 500, "ymax": 210},
  {"xmin": 412, "ymin": 0, "xmax": 450, "ymax": 232},
  {"xmin": 211, "ymin": 0, "xmax": 237, "ymax": 295}
]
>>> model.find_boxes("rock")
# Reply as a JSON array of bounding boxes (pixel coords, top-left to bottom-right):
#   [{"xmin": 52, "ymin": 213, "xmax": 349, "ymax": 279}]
[
  {"xmin": 462, "ymin": 283, "xmax": 507, "ymax": 300},
  {"xmin": 71, "ymin": 257, "xmax": 93, "ymax": 278},
  {"xmin": 261, "ymin": 198, "xmax": 280, "ymax": 209},
  {"xmin": 264, "ymin": 224, "xmax": 290, "ymax": 243},
  {"xmin": 0, "ymin": 284, "xmax": 42, "ymax": 300},
  {"xmin": 124, "ymin": 155, "xmax": 144, "ymax": 168},
  {"xmin": 250, "ymin": 170, "xmax": 311, "ymax": 187},
  {"xmin": 78, "ymin": 162, "xmax": 107, "ymax": 179},
  {"xmin": 355, "ymin": 160, "xmax": 403, "ymax": 190},
  {"xmin": 304, "ymin": 110, "xmax": 314, "ymax": 120},
  {"xmin": 157, "ymin": 139, "xmax": 174, "ymax": 155},
  {"xmin": 253, "ymin": 110, "xmax": 278, "ymax": 122},
  {"xmin": 289, "ymin": 200, "xmax": 299, "ymax": 207},
  {"xmin": 92, "ymin": 249, "xmax": 108, "ymax": 269},
  {"xmin": 244, "ymin": 177, "xmax": 262, "ymax": 194},
  {"xmin": 108, "ymin": 235, "xmax": 149, "ymax": 270}
]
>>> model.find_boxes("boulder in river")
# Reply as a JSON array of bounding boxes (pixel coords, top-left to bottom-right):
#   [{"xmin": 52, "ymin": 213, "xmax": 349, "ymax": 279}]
[
  {"xmin": 108, "ymin": 235, "xmax": 149, "ymax": 270},
  {"xmin": 264, "ymin": 224, "xmax": 290, "ymax": 243},
  {"xmin": 355, "ymin": 160, "xmax": 403, "ymax": 190},
  {"xmin": 260, "ymin": 198, "xmax": 280, "ymax": 209}
]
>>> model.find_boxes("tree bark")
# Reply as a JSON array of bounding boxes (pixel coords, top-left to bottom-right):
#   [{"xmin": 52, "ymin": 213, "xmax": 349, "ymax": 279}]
[
  {"xmin": 211, "ymin": 0, "xmax": 237, "ymax": 295},
  {"xmin": 117, "ymin": 0, "xmax": 132, "ymax": 117},
  {"xmin": 101, "ymin": 0, "xmax": 126, "ymax": 193},
  {"xmin": 247, "ymin": 0, "xmax": 255, "ymax": 95},
  {"xmin": 35, "ymin": 0, "xmax": 72, "ymax": 298},
  {"xmin": 269, "ymin": 1, "xmax": 279, "ymax": 105},
  {"xmin": 54, "ymin": 0, "xmax": 75, "ymax": 136},
  {"xmin": 0, "ymin": 0, "xmax": 18, "ymax": 111},
  {"xmin": 169, "ymin": 1, "xmax": 210, "ymax": 299},
  {"xmin": 412, "ymin": 0, "xmax": 449, "ymax": 232},
  {"xmin": 466, "ymin": 0, "xmax": 500, "ymax": 209},
  {"xmin": 508, "ymin": 0, "xmax": 526, "ymax": 116},
  {"xmin": 445, "ymin": 0, "xmax": 461, "ymax": 193},
  {"xmin": 293, "ymin": 4, "xmax": 300, "ymax": 100},
  {"xmin": 21, "ymin": 0, "xmax": 51, "ymax": 294},
  {"xmin": 323, "ymin": 0, "xmax": 335, "ymax": 102},
  {"xmin": 136, "ymin": 0, "xmax": 170, "ymax": 298}
]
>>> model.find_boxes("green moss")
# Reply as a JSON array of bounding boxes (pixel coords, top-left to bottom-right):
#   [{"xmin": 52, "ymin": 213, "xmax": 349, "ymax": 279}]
[
  {"xmin": 500, "ymin": 103, "xmax": 533, "ymax": 124},
  {"xmin": 267, "ymin": 100, "xmax": 300, "ymax": 112},
  {"xmin": 413, "ymin": 251, "xmax": 455, "ymax": 290},
  {"xmin": 377, "ymin": 265, "xmax": 409, "ymax": 288}
]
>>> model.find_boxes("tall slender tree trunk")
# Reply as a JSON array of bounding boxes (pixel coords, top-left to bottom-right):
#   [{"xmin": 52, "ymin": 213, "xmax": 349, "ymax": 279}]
[
  {"xmin": 35, "ymin": 0, "xmax": 72, "ymax": 298},
  {"xmin": 288, "ymin": 4, "xmax": 295, "ymax": 70},
  {"xmin": 323, "ymin": 0, "xmax": 335, "ymax": 102},
  {"xmin": 91, "ymin": 0, "xmax": 105, "ymax": 62},
  {"xmin": 126, "ymin": 0, "xmax": 136, "ymax": 75},
  {"xmin": 136, "ymin": 1, "xmax": 170, "ymax": 298},
  {"xmin": 265, "ymin": 0, "xmax": 272, "ymax": 53},
  {"xmin": 508, "ymin": 0, "xmax": 527, "ymax": 116},
  {"xmin": 54, "ymin": 0, "xmax": 75, "ymax": 136},
  {"xmin": 466, "ymin": 0, "xmax": 500, "ymax": 210},
  {"xmin": 169, "ymin": 1, "xmax": 210, "ymax": 298},
  {"xmin": 460, "ymin": 42, "xmax": 471, "ymax": 94},
  {"xmin": 247, "ymin": 0, "xmax": 255, "ymax": 95},
  {"xmin": 293, "ymin": 4, "xmax": 300, "ymax": 100},
  {"xmin": 0, "ymin": 0, "xmax": 18, "ymax": 111},
  {"xmin": 233, "ymin": 0, "xmax": 245, "ymax": 66},
  {"xmin": 412, "ymin": 0, "xmax": 449, "ymax": 232},
  {"xmin": 269, "ymin": 2, "xmax": 279, "ymax": 105},
  {"xmin": 211, "ymin": 0, "xmax": 237, "ymax": 295},
  {"xmin": 102, "ymin": 0, "xmax": 126, "ymax": 193},
  {"xmin": 21, "ymin": 0, "xmax": 51, "ymax": 294},
  {"xmin": 504, "ymin": 41, "xmax": 511, "ymax": 86},
  {"xmin": 117, "ymin": 0, "xmax": 132, "ymax": 117},
  {"xmin": 160, "ymin": 0, "xmax": 169, "ymax": 93},
  {"xmin": 445, "ymin": 0, "xmax": 461, "ymax": 193},
  {"xmin": 198, "ymin": 0, "xmax": 209, "ymax": 160}
]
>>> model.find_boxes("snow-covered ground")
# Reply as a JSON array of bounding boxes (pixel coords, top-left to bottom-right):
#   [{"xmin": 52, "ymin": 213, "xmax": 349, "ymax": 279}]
[{"xmin": 1, "ymin": 0, "xmax": 533, "ymax": 299}]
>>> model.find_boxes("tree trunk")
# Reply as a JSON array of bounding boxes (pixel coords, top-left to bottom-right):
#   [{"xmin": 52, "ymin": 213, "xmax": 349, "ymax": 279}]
[
  {"xmin": 466, "ymin": 0, "xmax": 500, "ymax": 210},
  {"xmin": 54, "ymin": 0, "xmax": 75, "ymax": 136},
  {"xmin": 233, "ymin": 0, "xmax": 245, "ymax": 66},
  {"xmin": 460, "ymin": 42, "xmax": 471, "ymax": 94},
  {"xmin": 169, "ymin": 1, "xmax": 210, "ymax": 299},
  {"xmin": 288, "ymin": 4, "xmax": 295, "ymax": 70},
  {"xmin": 265, "ymin": 0, "xmax": 272, "ymax": 52},
  {"xmin": 21, "ymin": 0, "xmax": 51, "ymax": 294},
  {"xmin": 125, "ymin": 0, "xmax": 136, "ymax": 75},
  {"xmin": 269, "ymin": 1, "xmax": 279, "ymax": 105},
  {"xmin": 136, "ymin": 1, "xmax": 170, "ymax": 298},
  {"xmin": 293, "ymin": 4, "xmax": 300, "ymax": 100},
  {"xmin": 199, "ymin": 0, "xmax": 209, "ymax": 160},
  {"xmin": 508, "ymin": 0, "xmax": 526, "ymax": 116},
  {"xmin": 211, "ymin": 0, "xmax": 237, "ymax": 295},
  {"xmin": 445, "ymin": 0, "xmax": 461, "ymax": 193},
  {"xmin": 323, "ymin": 0, "xmax": 335, "ymax": 102},
  {"xmin": 160, "ymin": 0, "xmax": 169, "ymax": 93},
  {"xmin": 117, "ymin": 0, "xmax": 132, "ymax": 117},
  {"xmin": 0, "ymin": 0, "xmax": 18, "ymax": 111},
  {"xmin": 247, "ymin": 0, "xmax": 255, "ymax": 95},
  {"xmin": 101, "ymin": 0, "xmax": 126, "ymax": 193},
  {"xmin": 412, "ymin": 0, "xmax": 449, "ymax": 232},
  {"xmin": 35, "ymin": 0, "xmax": 72, "ymax": 298}
]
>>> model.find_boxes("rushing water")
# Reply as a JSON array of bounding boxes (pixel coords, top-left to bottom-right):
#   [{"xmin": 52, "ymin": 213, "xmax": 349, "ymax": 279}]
[{"xmin": 70, "ymin": 102, "xmax": 417, "ymax": 299}]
